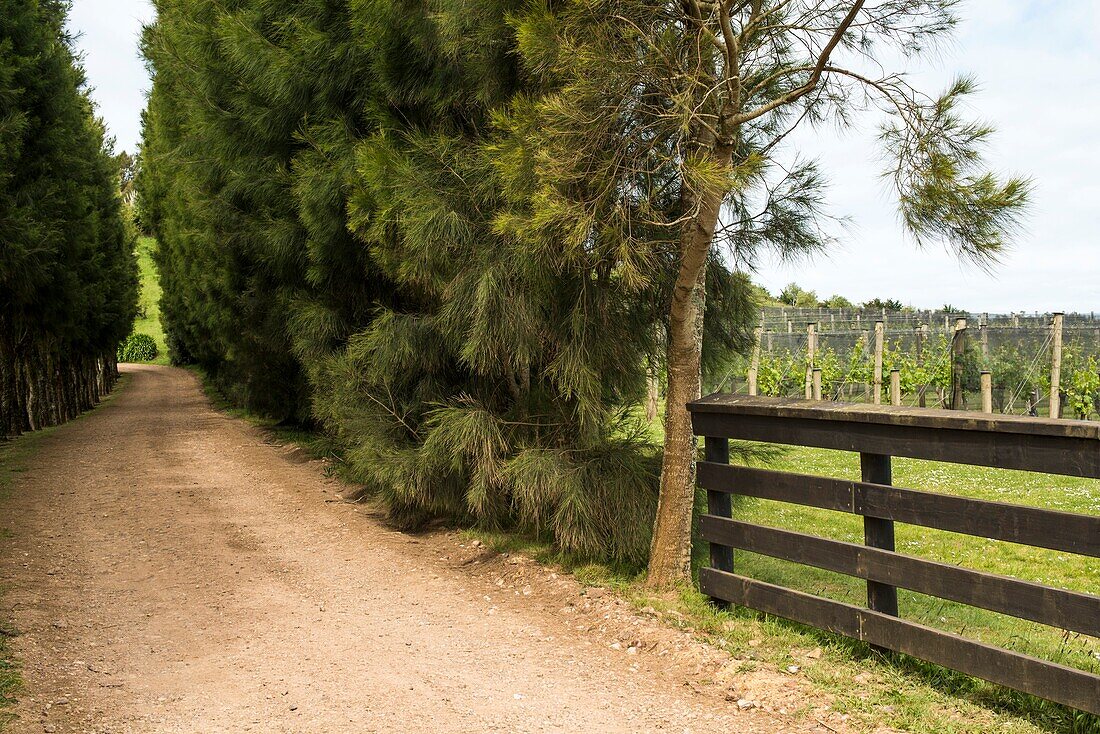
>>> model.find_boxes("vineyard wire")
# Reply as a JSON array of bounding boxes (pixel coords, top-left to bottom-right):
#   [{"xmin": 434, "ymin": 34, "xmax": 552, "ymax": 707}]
[
  {"xmin": 1005, "ymin": 330, "xmax": 1054, "ymax": 415},
  {"xmin": 776, "ymin": 334, "xmax": 808, "ymax": 398},
  {"xmin": 904, "ymin": 340, "xmax": 954, "ymax": 409}
]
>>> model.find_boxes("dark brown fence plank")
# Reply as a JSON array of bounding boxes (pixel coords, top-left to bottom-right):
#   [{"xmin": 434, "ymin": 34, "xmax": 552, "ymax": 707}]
[
  {"xmin": 860, "ymin": 453, "xmax": 897, "ymax": 617},
  {"xmin": 699, "ymin": 569, "xmax": 1100, "ymax": 716},
  {"xmin": 704, "ymin": 436, "xmax": 733, "ymax": 576},
  {"xmin": 696, "ymin": 462, "xmax": 1100, "ymax": 558},
  {"xmin": 689, "ymin": 396, "xmax": 1100, "ymax": 478},
  {"xmin": 689, "ymin": 393, "xmax": 1100, "ymax": 440},
  {"xmin": 699, "ymin": 516, "xmax": 1100, "ymax": 638}
]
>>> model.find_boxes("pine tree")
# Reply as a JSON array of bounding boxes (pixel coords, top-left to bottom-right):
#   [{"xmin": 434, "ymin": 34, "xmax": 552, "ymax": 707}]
[
  {"xmin": 140, "ymin": 0, "xmax": 677, "ymax": 563},
  {"xmin": 0, "ymin": 0, "xmax": 138, "ymax": 437},
  {"xmin": 499, "ymin": 0, "xmax": 1030, "ymax": 585}
]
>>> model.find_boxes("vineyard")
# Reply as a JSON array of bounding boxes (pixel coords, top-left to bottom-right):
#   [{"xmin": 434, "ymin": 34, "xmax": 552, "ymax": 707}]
[{"xmin": 711, "ymin": 308, "xmax": 1100, "ymax": 419}]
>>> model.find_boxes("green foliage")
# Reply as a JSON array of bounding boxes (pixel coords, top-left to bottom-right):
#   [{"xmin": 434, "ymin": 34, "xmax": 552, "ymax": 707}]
[
  {"xmin": 137, "ymin": 0, "xmax": 1032, "ymax": 568},
  {"xmin": 117, "ymin": 333, "xmax": 159, "ymax": 363},
  {"xmin": 862, "ymin": 298, "xmax": 905, "ymax": 312},
  {"xmin": 0, "ymin": 0, "xmax": 137, "ymax": 437},
  {"xmin": 1063, "ymin": 352, "xmax": 1100, "ymax": 420},
  {"xmin": 778, "ymin": 283, "xmax": 819, "ymax": 308},
  {"xmin": 820, "ymin": 294, "xmax": 854, "ymax": 309},
  {"xmin": 140, "ymin": 0, "xmax": 707, "ymax": 565}
]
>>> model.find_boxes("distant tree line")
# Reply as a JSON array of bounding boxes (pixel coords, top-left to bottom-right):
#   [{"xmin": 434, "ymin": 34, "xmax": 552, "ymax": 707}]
[
  {"xmin": 773, "ymin": 283, "xmax": 911, "ymax": 313},
  {"xmin": 138, "ymin": 1, "xmax": 1025, "ymax": 580},
  {"xmin": 0, "ymin": 0, "xmax": 138, "ymax": 438}
]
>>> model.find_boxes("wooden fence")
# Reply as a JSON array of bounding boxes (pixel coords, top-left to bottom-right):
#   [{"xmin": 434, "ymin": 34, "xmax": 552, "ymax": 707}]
[{"xmin": 689, "ymin": 394, "xmax": 1100, "ymax": 715}]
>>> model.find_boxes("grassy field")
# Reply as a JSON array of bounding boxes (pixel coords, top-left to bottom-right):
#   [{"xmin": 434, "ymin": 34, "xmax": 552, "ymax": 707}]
[
  {"xmin": 131, "ymin": 237, "xmax": 170, "ymax": 365},
  {"xmin": 701, "ymin": 446, "xmax": 1100, "ymax": 732}
]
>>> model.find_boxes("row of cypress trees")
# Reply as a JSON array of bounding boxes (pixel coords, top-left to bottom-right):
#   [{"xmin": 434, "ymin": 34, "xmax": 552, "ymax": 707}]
[
  {"xmin": 0, "ymin": 0, "xmax": 139, "ymax": 438},
  {"xmin": 139, "ymin": 0, "xmax": 752, "ymax": 565}
]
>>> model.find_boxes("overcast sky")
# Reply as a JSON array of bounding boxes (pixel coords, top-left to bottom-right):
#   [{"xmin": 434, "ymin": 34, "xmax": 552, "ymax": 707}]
[{"xmin": 68, "ymin": 1, "xmax": 1099, "ymax": 314}]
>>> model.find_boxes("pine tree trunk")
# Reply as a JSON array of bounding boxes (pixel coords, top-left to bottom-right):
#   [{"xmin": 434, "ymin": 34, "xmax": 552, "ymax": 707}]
[
  {"xmin": 1, "ymin": 338, "xmax": 121, "ymax": 439},
  {"xmin": 647, "ymin": 179, "xmax": 725, "ymax": 587}
]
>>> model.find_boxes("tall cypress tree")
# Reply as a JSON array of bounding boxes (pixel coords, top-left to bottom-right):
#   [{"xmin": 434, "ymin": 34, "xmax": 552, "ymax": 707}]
[{"xmin": 0, "ymin": 0, "xmax": 138, "ymax": 438}]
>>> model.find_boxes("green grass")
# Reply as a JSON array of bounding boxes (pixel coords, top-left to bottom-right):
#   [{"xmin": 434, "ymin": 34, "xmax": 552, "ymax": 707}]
[
  {"xmin": 712, "ymin": 446, "xmax": 1100, "ymax": 733},
  {"xmin": 529, "ymin": 398, "xmax": 1100, "ymax": 732},
  {"xmin": 131, "ymin": 237, "xmax": 170, "ymax": 365}
]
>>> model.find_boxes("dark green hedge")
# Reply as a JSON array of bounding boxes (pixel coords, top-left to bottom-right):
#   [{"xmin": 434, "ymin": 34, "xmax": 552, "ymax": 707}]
[{"xmin": 0, "ymin": 0, "xmax": 138, "ymax": 437}]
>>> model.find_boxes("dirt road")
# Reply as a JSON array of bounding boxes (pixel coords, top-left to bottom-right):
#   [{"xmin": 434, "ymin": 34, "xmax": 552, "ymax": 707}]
[{"xmin": 0, "ymin": 365, "xmax": 822, "ymax": 733}]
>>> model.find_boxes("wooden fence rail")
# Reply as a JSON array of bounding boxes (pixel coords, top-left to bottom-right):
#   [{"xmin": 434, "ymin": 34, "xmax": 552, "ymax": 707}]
[{"xmin": 689, "ymin": 394, "xmax": 1100, "ymax": 716}]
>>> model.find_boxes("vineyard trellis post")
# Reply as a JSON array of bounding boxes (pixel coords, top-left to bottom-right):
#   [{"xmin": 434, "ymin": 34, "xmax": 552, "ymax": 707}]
[
  {"xmin": 1050, "ymin": 312, "xmax": 1064, "ymax": 419},
  {"xmin": 748, "ymin": 326, "xmax": 762, "ymax": 396},
  {"xmin": 981, "ymin": 371, "xmax": 993, "ymax": 413},
  {"xmin": 890, "ymin": 369, "xmax": 901, "ymax": 406},
  {"xmin": 917, "ymin": 323, "xmax": 928, "ymax": 407},
  {"xmin": 873, "ymin": 321, "xmax": 884, "ymax": 405},
  {"xmin": 805, "ymin": 323, "xmax": 817, "ymax": 400},
  {"xmin": 950, "ymin": 317, "xmax": 967, "ymax": 410},
  {"xmin": 813, "ymin": 368, "xmax": 823, "ymax": 401}
]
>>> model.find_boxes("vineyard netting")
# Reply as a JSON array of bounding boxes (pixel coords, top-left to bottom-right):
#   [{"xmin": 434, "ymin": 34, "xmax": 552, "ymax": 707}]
[{"xmin": 707, "ymin": 309, "xmax": 1100, "ymax": 419}]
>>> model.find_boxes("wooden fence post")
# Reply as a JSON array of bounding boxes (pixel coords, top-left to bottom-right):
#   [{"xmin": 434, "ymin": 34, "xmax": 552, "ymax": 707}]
[
  {"xmin": 748, "ymin": 326, "xmax": 762, "ymax": 396},
  {"xmin": 890, "ymin": 369, "xmax": 901, "ymax": 406},
  {"xmin": 873, "ymin": 321, "xmax": 884, "ymax": 405},
  {"xmin": 861, "ymin": 453, "xmax": 898, "ymax": 617},
  {"xmin": 805, "ymin": 323, "xmax": 816, "ymax": 400},
  {"xmin": 705, "ymin": 436, "xmax": 733, "ymax": 592},
  {"xmin": 813, "ymin": 368, "xmax": 822, "ymax": 401},
  {"xmin": 917, "ymin": 323, "xmax": 928, "ymax": 407},
  {"xmin": 950, "ymin": 317, "xmax": 967, "ymax": 410},
  {"xmin": 1050, "ymin": 312, "xmax": 1064, "ymax": 419},
  {"xmin": 981, "ymin": 371, "xmax": 993, "ymax": 414}
]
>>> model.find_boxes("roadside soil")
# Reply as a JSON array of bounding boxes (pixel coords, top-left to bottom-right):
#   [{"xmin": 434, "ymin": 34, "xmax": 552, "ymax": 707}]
[{"xmin": 0, "ymin": 364, "xmax": 848, "ymax": 733}]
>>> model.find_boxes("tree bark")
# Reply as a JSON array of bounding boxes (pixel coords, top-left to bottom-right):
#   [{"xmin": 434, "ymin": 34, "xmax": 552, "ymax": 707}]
[
  {"xmin": 647, "ymin": 176, "xmax": 726, "ymax": 587},
  {"xmin": 1, "ymin": 333, "xmax": 120, "ymax": 439}
]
